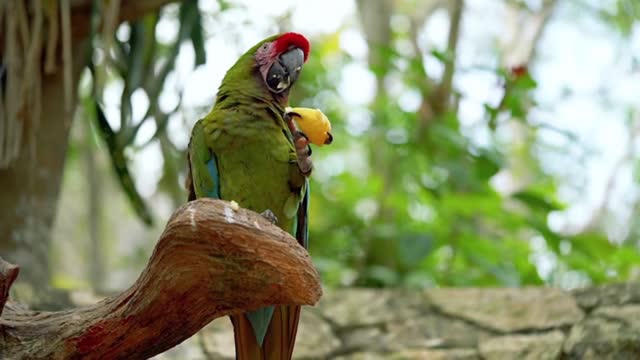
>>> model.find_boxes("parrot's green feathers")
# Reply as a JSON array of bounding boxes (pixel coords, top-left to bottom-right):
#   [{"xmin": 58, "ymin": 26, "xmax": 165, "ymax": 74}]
[
  {"xmin": 187, "ymin": 33, "xmax": 310, "ymax": 354},
  {"xmin": 284, "ymin": 194, "xmax": 301, "ymax": 220},
  {"xmin": 189, "ymin": 120, "xmax": 218, "ymax": 198}
]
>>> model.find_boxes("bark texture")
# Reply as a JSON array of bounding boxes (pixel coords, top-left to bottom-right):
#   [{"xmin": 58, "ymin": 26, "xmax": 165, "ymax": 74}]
[{"xmin": 0, "ymin": 199, "xmax": 322, "ymax": 360}]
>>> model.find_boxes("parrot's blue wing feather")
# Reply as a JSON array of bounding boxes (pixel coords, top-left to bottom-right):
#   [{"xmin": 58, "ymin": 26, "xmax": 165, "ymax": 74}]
[
  {"xmin": 246, "ymin": 306, "xmax": 275, "ymax": 346},
  {"xmin": 187, "ymin": 122, "xmax": 221, "ymax": 201},
  {"xmin": 206, "ymin": 154, "xmax": 221, "ymax": 199}
]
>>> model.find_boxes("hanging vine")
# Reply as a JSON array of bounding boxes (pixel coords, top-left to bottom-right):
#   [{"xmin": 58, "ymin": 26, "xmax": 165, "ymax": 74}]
[{"xmin": 0, "ymin": 0, "xmax": 73, "ymax": 169}]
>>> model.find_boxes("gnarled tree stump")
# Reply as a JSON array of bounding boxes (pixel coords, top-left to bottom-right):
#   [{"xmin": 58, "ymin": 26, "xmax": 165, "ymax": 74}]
[{"xmin": 0, "ymin": 199, "xmax": 322, "ymax": 360}]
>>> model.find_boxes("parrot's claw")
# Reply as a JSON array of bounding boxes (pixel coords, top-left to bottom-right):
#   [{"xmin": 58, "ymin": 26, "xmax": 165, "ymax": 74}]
[
  {"xmin": 294, "ymin": 130, "xmax": 313, "ymax": 176},
  {"xmin": 283, "ymin": 109, "xmax": 300, "ymax": 121},
  {"xmin": 284, "ymin": 110, "xmax": 313, "ymax": 176},
  {"xmin": 260, "ymin": 209, "xmax": 278, "ymax": 225}
]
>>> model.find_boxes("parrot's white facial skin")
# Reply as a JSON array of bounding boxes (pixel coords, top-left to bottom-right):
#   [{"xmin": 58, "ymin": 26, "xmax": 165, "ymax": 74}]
[{"xmin": 255, "ymin": 33, "xmax": 309, "ymax": 96}]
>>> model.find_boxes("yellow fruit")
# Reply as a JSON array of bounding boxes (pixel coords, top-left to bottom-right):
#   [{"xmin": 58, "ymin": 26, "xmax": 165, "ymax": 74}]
[{"xmin": 285, "ymin": 107, "xmax": 333, "ymax": 146}]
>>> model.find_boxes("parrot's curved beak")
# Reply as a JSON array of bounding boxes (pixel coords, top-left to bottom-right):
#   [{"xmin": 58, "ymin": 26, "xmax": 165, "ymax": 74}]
[{"xmin": 266, "ymin": 47, "xmax": 305, "ymax": 93}]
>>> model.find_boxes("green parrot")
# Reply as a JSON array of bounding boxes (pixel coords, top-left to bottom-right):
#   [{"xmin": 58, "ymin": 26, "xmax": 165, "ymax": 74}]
[{"xmin": 186, "ymin": 32, "xmax": 312, "ymax": 359}]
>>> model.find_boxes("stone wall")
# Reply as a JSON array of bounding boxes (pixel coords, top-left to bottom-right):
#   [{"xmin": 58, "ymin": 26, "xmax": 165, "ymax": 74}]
[{"xmin": 159, "ymin": 283, "xmax": 640, "ymax": 359}]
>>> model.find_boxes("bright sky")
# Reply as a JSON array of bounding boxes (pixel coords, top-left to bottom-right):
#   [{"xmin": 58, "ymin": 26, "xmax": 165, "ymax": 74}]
[{"xmin": 103, "ymin": 0, "xmax": 640, "ymax": 246}]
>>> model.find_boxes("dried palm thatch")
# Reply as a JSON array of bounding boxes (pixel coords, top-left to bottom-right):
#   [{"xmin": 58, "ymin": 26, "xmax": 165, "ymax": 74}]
[{"xmin": 0, "ymin": 0, "xmax": 76, "ymax": 169}]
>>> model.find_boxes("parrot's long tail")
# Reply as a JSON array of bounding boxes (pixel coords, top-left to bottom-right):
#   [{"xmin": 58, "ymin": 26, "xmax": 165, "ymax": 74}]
[{"xmin": 231, "ymin": 305, "xmax": 301, "ymax": 360}]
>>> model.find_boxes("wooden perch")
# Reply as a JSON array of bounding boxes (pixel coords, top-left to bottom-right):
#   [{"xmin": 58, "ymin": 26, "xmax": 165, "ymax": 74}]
[
  {"xmin": 0, "ymin": 199, "xmax": 322, "ymax": 360},
  {"xmin": 0, "ymin": 258, "xmax": 19, "ymax": 316}
]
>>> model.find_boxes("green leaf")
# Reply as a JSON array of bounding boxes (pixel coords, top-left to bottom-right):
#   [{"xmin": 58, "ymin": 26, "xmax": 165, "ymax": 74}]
[
  {"xmin": 396, "ymin": 233, "xmax": 434, "ymax": 268},
  {"xmin": 363, "ymin": 266, "xmax": 400, "ymax": 287},
  {"xmin": 94, "ymin": 103, "xmax": 154, "ymax": 226},
  {"xmin": 189, "ymin": 3, "xmax": 206, "ymax": 66},
  {"xmin": 512, "ymin": 189, "xmax": 564, "ymax": 212},
  {"xmin": 513, "ymin": 72, "xmax": 537, "ymax": 91},
  {"xmin": 430, "ymin": 48, "xmax": 452, "ymax": 64},
  {"xmin": 473, "ymin": 150, "xmax": 503, "ymax": 180}
]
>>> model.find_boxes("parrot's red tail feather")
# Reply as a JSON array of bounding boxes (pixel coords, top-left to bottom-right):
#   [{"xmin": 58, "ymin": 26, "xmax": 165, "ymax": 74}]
[{"xmin": 231, "ymin": 305, "xmax": 301, "ymax": 360}]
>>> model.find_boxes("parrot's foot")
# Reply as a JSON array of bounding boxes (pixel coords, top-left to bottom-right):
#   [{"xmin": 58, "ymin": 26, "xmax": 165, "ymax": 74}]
[
  {"xmin": 260, "ymin": 209, "xmax": 278, "ymax": 225},
  {"xmin": 294, "ymin": 131, "xmax": 313, "ymax": 176},
  {"xmin": 284, "ymin": 110, "xmax": 314, "ymax": 177}
]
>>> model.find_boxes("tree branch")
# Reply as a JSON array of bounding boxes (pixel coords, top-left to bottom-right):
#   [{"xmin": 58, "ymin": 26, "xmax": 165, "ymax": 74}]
[
  {"xmin": 502, "ymin": 0, "xmax": 556, "ymax": 66},
  {"xmin": 409, "ymin": 0, "xmax": 462, "ymax": 131},
  {"xmin": 68, "ymin": 0, "xmax": 176, "ymax": 42},
  {"xmin": 0, "ymin": 257, "xmax": 19, "ymax": 316},
  {"xmin": 430, "ymin": 0, "xmax": 464, "ymax": 115},
  {"xmin": 0, "ymin": 199, "xmax": 322, "ymax": 360},
  {"xmin": 579, "ymin": 112, "xmax": 640, "ymax": 233}
]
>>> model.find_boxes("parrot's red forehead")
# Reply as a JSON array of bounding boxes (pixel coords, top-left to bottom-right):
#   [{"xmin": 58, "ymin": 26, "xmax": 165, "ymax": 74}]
[{"xmin": 274, "ymin": 32, "xmax": 310, "ymax": 62}]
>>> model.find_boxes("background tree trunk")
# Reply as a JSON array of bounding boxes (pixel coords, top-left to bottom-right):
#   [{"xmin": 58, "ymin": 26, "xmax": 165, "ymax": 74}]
[
  {"xmin": 85, "ymin": 115, "xmax": 105, "ymax": 292},
  {"xmin": 0, "ymin": 0, "xmax": 175, "ymax": 305},
  {"xmin": 0, "ymin": 42, "xmax": 85, "ymax": 302}
]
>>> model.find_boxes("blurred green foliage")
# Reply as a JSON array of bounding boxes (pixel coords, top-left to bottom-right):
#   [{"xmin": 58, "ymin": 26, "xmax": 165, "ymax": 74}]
[{"xmin": 67, "ymin": 0, "xmax": 640, "ymax": 290}]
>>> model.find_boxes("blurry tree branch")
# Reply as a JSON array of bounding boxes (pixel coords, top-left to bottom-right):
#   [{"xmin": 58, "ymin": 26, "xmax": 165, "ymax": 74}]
[
  {"xmin": 355, "ymin": 0, "xmax": 399, "ymax": 270},
  {"xmin": 84, "ymin": 116, "xmax": 105, "ymax": 292},
  {"xmin": 356, "ymin": 0, "xmax": 393, "ymax": 96},
  {"xmin": 69, "ymin": 0, "xmax": 176, "ymax": 41},
  {"xmin": 499, "ymin": 0, "xmax": 556, "ymax": 102},
  {"xmin": 0, "ymin": 258, "xmax": 19, "ymax": 316},
  {"xmin": 430, "ymin": 0, "xmax": 464, "ymax": 115},
  {"xmin": 581, "ymin": 112, "xmax": 640, "ymax": 233},
  {"xmin": 502, "ymin": 0, "xmax": 556, "ymax": 67},
  {"xmin": 407, "ymin": 0, "xmax": 464, "ymax": 131},
  {"xmin": 497, "ymin": 0, "xmax": 557, "ymax": 192},
  {"xmin": 0, "ymin": 199, "xmax": 322, "ymax": 360},
  {"xmin": 408, "ymin": 8, "xmax": 438, "ymax": 127}
]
